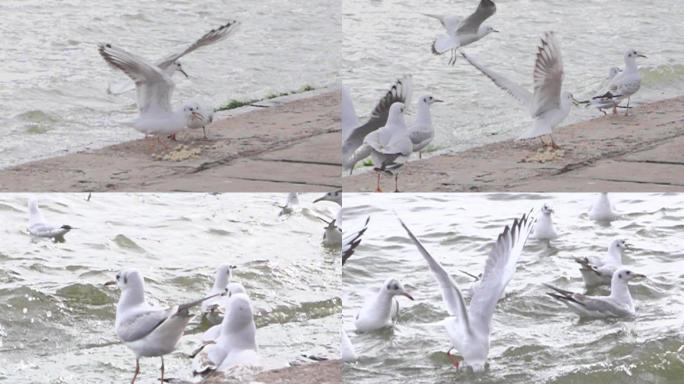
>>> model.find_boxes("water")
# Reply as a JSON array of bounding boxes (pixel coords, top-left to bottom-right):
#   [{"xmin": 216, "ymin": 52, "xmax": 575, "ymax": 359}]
[
  {"xmin": 342, "ymin": 193, "xmax": 684, "ymax": 384},
  {"xmin": 0, "ymin": 193, "xmax": 341, "ymax": 383},
  {"xmin": 0, "ymin": 0, "xmax": 340, "ymax": 169},
  {"xmin": 342, "ymin": 0, "xmax": 684, "ymax": 157}
]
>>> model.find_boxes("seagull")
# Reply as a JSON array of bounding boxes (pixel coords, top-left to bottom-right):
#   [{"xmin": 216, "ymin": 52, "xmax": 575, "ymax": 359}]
[
  {"xmin": 319, "ymin": 215, "xmax": 342, "ymax": 248},
  {"xmin": 184, "ymin": 101, "xmax": 214, "ymax": 139},
  {"xmin": 398, "ymin": 211, "xmax": 535, "ymax": 372},
  {"xmin": 27, "ymin": 199, "xmax": 75, "ymax": 243},
  {"xmin": 279, "ymin": 193, "xmax": 300, "ymax": 216},
  {"xmin": 574, "ymin": 239, "xmax": 627, "ymax": 288},
  {"xmin": 349, "ymin": 102, "xmax": 413, "ymax": 192},
  {"xmin": 462, "ymin": 32, "xmax": 578, "ymax": 149},
  {"xmin": 195, "ymin": 283, "xmax": 248, "ymax": 350},
  {"xmin": 342, "ymin": 216, "xmax": 370, "ymax": 265},
  {"xmin": 354, "ymin": 278, "xmax": 414, "ymax": 332},
  {"xmin": 341, "ymin": 329, "xmax": 358, "ymax": 362},
  {"xmin": 97, "ymin": 21, "xmax": 239, "ymax": 148},
  {"xmin": 533, "ymin": 203, "xmax": 558, "ymax": 241},
  {"xmin": 342, "ymin": 77, "xmax": 413, "ymax": 174},
  {"xmin": 201, "ymin": 264, "xmax": 237, "ymax": 323},
  {"xmin": 544, "ymin": 267, "xmax": 644, "ymax": 319},
  {"xmin": 313, "ymin": 190, "xmax": 342, "ymax": 206},
  {"xmin": 106, "ymin": 21, "xmax": 240, "ymax": 95},
  {"xmin": 598, "ymin": 49, "xmax": 647, "ymax": 116},
  {"xmin": 427, "ymin": 0, "xmax": 498, "ymax": 65},
  {"xmin": 409, "ymin": 95, "xmax": 443, "ymax": 159},
  {"xmin": 105, "ymin": 270, "xmax": 225, "ymax": 383},
  {"xmin": 193, "ymin": 292, "xmax": 258, "ymax": 375},
  {"xmin": 589, "ymin": 192, "xmax": 619, "ymax": 222}
]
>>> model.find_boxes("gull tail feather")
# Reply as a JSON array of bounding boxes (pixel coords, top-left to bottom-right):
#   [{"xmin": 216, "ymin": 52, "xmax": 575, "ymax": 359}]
[{"xmin": 432, "ymin": 35, "xmax": 459, "ymax": 55}]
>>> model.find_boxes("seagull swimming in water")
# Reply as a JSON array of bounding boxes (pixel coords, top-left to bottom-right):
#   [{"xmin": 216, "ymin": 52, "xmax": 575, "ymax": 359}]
[
  {"xmin": 533, "ymin": 203, "xmax": 558, "ymax": 241},
  {"xmin": 589, "ymin": 192, "xmax": 620, "ymax": 222},
  {"xmin": 426, "ymin": 0, "xmax": 498, "ymax": 65},
  {"xmin": 201, "ymin": 264, "xmax": 237, "ymax": 323},
  {"xmin": 354, "ymin": 278, "xmax": 414, "ymax": 332},
  {"xmin": 545, "ymin": 267, "xmax": 644, "ymax": 319},
  {"xmin": 27, "ymin": 199, "xmax": 75, "ymax": 243},
  {"xmin": 574, "ymin": 239, "xmax": 628, "ymax": 288}
]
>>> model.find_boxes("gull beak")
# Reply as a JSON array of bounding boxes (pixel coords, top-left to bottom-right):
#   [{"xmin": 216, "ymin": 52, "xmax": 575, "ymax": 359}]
[
  {"xmin": 313, "ymin": 197, "xmax": 324, "ymax": 203},
  {"xmin": 571, "ymin": 96, "xmax": 581, "ymax": 107},
  {"xmin": 634, "ymin": 273, "xmax": 646, "ymax": 279},
  {"xmin": 400, "ymin": 291, "xmax": 414, "ymax": 301},
  {"xmin": 492, "ymin": 29, "xmax": 500, "ymax": 33},
  {"xmin": 179, "ymin": 68, "xmax": 190, "ymax": 79},
  {"xmin": 104, "ymin": 280, "xmax": 117, "ymax": 287},
  {"xmin": 431, "ymin": 99, "xmax": 444, "ymax": 104},
  {"xmin": 637, "ymin": 53, "xmax": 647, "ymax": 58},
  {"xmin": 317, "ymin": 216, "xmax": 331, "ymax": 225}
]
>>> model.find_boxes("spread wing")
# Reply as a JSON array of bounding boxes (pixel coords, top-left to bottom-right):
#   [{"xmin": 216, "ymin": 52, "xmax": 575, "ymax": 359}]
[
  {"xmin": 156, "ymin": 20, "xmax": 241, "ymax": 70},
  {"xmin": 456, "ymin": 0, "xmax": 497, "ymax": 35},
  {"xmin": 342, "ymin": 216, "xmax": 370, "ymax": 265},
  {"xmin": 468, "ymin": 211, "xmax": 535, "ymax": 328},
  {"xmin": 28, "ymin": 199, "xmax": 47, "ymax": 227},
  {"xmin": 399, "ymin": 218, "xmax": 471, "ymax": 335},
  {"xmin": 98, "ymin": 43, "xmax": 174, "ymax": 113},
  {"xmin": 531, "ymin": 32, "xmax": 564, "ymax": 117},
  {"xmin": 342, "ymin": 76, "xmax": 413, "ymax": 155},
  {"xmin": 461, "ymin": 52, "xmax": 533, "ymax": 112}
]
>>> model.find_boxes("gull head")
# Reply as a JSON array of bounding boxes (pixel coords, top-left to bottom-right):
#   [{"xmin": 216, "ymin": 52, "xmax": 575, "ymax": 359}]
[
  {"xmin": 479, "ymin": 25, "xmax": 499, "ymax": 36},
  {"xmin": 225, "ymin": 293, "xmax": 254, "ymax": 328},
  {"xmin": 227, "ymin": 282, "xmax": 247, "ymax": 297},
  {"xmin": 563, "ymin": 92, "xmax": 580, "ymax": 107},
  {"xmin": 609, "ymin": 239, "xmax": 629, "ymax": 255},
  {"xmin": 60, "ymin": 224, "xmax": 75, "ymax": 231},
  {"xmin": 183, "ymin": 103, "xmax": 205, "ymax": 122},
  {"xmin": 608, "ymin": 67, "xmax": 622, "ymax": 79},
  {"xmin": 420, "ymin": 95, "xmax": 444, "ymax": 106},
  {"xmin": 314, "ymin": 190, "xmax": 341, "ymax": 204},
  {"xmin": 174, "ymin": 61, "xmax": 189, "ymax": 78},
  {"xmin": 214, "ymin": 264, "xmax": 236, "ymax": 289},
  {"xmin": 382, "ymin": 278, "xmax": 414, "ymax": 301},
  {"xmin": 541, "ymin": 203, "xmax": 554, "ymax": 215},
  {"xmin": 106, "ymin": 270, "xmax": 144, "ymax": 292},
  {"xmin": 389, "ymin": 102, "xmax": 406, "ymax": 116},
  {"xmin": 614, "ymin": 268, "xmax": 645, "ymax": 283},
  {"xmin": 624, "ymin": 49, "xmax": 647, "ymax": 64}
]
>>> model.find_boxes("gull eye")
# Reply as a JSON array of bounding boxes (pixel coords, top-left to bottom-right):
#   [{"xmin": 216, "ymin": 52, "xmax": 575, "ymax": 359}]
[
  {"xmin": 626, "ymin": 271, "xmax": 631, "ymax": 275},
  {"xmin": 618, "ymin": 273, "xmax": 623, "ymax": 279}
]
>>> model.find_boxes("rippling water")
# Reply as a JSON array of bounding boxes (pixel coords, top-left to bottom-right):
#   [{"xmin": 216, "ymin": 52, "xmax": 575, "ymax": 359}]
[
  {"xmin": 342, "ymin": 193, "xmax": 684, "ymax": 384},
  {"xmin": 0, "ymin": 0, "xmax": 340, "ymax": 168},
  {"xmin": 343, "ymin": 0, "xmax": 684, "ymax": 156},
  {"xmin": 0, "ymin": 193, "xmax": 341, "ymax": 383}
]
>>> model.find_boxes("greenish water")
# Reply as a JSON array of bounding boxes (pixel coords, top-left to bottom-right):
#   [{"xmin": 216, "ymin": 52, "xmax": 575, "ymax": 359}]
[
  {"xmin": 0, "ymin": 193, "xmax": 341, "ymax": 383},
  {"xmin": 342, "ymin": 193, "xmax": 684, "ymax": 384}
]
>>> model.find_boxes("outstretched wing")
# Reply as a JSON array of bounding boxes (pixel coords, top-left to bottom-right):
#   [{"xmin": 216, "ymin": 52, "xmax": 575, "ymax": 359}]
[
  {"xmin": 98, "ymin": 43, "xmax": 174, "ymax": 113},
  {"xmin": 456, "ymin": 0, "xmax": 497, "ymax": 35},
  {"xmin": 342, "ymin": 76, "xmax": 413, "ymax": 158},
  {"xmin": 342, "ymin": 216, "xmax": 370, "ymax": 265},
  {"xmin": 399, "ymin": 218, "xmax": 471, "ymax": 335},
  {"xmin": 117, "ymin": 308, "xmax": 171, "ymax": 342},
  {"xmin": 156, "ymin": 20, "xmax": 241, "ymax": 69},
  {"xmin": 532, "ymin": 32, "xmax": 564, "ymax": 117},
  {"xmin": 461, "ymin": 52, "xmax": 533, "ymax": 112},
  {"xmin": 468, "ymin": 211, "xmax": 535, "ymax": 328}
]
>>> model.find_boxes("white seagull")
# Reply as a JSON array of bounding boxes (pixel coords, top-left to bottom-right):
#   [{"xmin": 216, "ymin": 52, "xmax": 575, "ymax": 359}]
[
  {"xmin": 409, "ymin": 95, "xmax": 443, "ymax": 159},
  {"xmin": 427, "ymin": 0, "xmax": 498, "ymax": 65},
  {"xmin": 354, "ymin": 278, "xmax": 414, "ymax": 332},
  {"xmin": 349, "ymin": 102, "xmax": 413, "ymax": 192},
  {"xmin": 279, "ymin": 192, "xmax": 300, "ymax": 216},
  {"xmin": 598, "ymin": 49, "xmax": 647, "ymax": 116},
  {"xmin": 342, "ymin": 216, "xmax": 370, "ymax": 265},
  {"xmin": 106, "ymin": 21, "xmax": 240, "ymax": 95},
  {"xmin": 314, "ymin": 190, "xmax": 342, "ymax": 206},
  {"xmin": 342, "ymin": 77, "xmax": 413, "ymax": 174},
  {"xmin": 184, "ymin": 101, "xmax": 215, "ymax": 139},
  {"xmin": 462, "ymin": 32, "xmax": 578, "ymax": 149},
  {"xmin": 589, "ymin": 192, "xmax": 620, "ymax": 222},
  {"xmin": 106, "ymin": 270, "xmax": 225, "ymax": 383},
  {"xmin": 398, "ymin": 211, "xmax": 535, "ymax": 372},
  {"xmin": 201, "ymin": 264, "xmax": 237, "ymax": 322},
  {"xmin": 192, "ymin": 292, "xmax": 258, "ymax": 375},
  {"xmin": 545, "ymin": 267, "xmax": 644, "ymax": 319},
  {"xmin": 27, "ymin": 199, "xmax": 75, "ymax": 243},
  {"xmin": 319, "ymin": 214, "xmax": 342, "ymax": 248},
  {"xmin": 533, "ymin": 203, "xmax": 558, "ymax": 241},
  {"xmin": 196, "ymin": 283, "xmax": 248, "ymax": 348},
  {"xmin": 574, "ymin": 239, "xmax": 627, "ymax": 288},
  {"xmin": 97, "ymin": 22, "xmax": 239, "ymax": 148}
]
